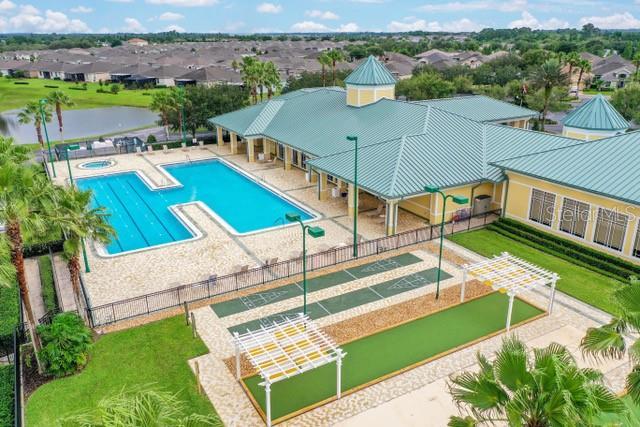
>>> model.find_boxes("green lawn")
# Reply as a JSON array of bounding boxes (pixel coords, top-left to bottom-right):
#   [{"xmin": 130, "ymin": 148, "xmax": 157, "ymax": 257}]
[
  {"xmin": 0, "ymin": 78, "xmax": 156, "ymax": 112},
  {"xmin": 448, "ymin": 229, "xmax": 624, "ymax": 314},
  {"xmin": 25, "ymin": 316, "xmax": 215, "ymax": 426},
  {"xmin": 244, "ymin": 292, "xmax": 543, "ymax": 421}
]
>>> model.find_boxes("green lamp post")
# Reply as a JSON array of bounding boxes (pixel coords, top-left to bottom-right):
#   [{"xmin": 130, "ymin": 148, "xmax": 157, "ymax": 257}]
[
  {"xmin": 346, "ymin": 135, "xmax": 358, "ymax": 258},
  {"xmin": 65, "ymin": 144, "xmax": 81, "ymax": 186},
  {"xmin": 39, "ymin": 98, "xmax": 56, "ymax": 177},
  {"xmin": 424, "ymin": 185, "xmax": 469, "ymax": 300},
  {"xmin": 285, "ymin": 212, "xmax": 325, "ymax": 315}
]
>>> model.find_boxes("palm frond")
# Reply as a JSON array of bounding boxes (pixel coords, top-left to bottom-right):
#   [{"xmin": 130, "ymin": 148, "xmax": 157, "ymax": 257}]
[{"xmin": 581, "ymin": 324, "xmax": 626, "ymax": 361}]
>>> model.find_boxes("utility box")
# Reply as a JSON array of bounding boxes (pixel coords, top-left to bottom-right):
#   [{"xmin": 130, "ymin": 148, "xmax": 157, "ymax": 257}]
[{"xmin": 473, "ymin": 194, "xmax": 492, "ymax": 215}]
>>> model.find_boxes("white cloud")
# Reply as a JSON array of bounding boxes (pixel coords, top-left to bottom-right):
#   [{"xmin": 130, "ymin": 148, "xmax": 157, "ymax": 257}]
[
  {"xmin": 164, "ymin": 24, "xmax": 185, "ymax": 32},
  {"xmin": 107, "ymin": 0, "xmax": 134, "ymax": 2},
  {"xmin": 8, "ymin": 7, "xmax": 91, "ymax": 33},
  {"xmin": 349, "ymin": 0, "xmax": 384, "ymax": 3},
  {"xmin": 387, "ymin": 17, "xmax": 484, "ymax": 32},
  {"xmin": 122, "ymin": 17, "xmax": 146, "ymax": 32},
  {"xmin": 578, "ymin": 12, "xmax": 640, "ymax": 29},
  {"xmin": 70, "ymin": 5, "xmax": 93, "ymax": 13},
  {"xmin": 508, "ymin": 11, "xmax": 569, "ymax": 29},
  {"xmin": 305, "ymin": 10, "xmax": 339, "ymax": 20},
  {"xmin": 256, "ymin": 3, "xmax": 282, "ymax": 14},
  {"xmin": 146, "ymin": 0, "xmax": 218, "ymax": 6},
  {"xmin": 0, "ymin": 0, "xmax": 15, "ymax": 12},
  {"xmin": 337, "ymin": 22, "xmax": 359, "ymax": 32},
  {"xmin": 158, "ymin": 11, "xmax": 184, "ymax": 20},
  {"xmin": 224, "ymin": 20, "xmax": 245, "ymax": 31},
  {"xmin": 419, "ymin": 0, "xmax": 526, "ymax": 12},
  {"xmin": 290, "ymin": 21, "xmax": 330, "ymax": 32},
  {"xmin": 0, "ymin": 17, "xmax": 6, "ymax": 31}
]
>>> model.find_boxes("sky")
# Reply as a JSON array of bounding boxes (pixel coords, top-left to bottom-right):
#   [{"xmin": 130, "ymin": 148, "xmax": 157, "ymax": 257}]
[{"xmin": 0, "ymin": 0, "xmax": 639, "ymax": 34}]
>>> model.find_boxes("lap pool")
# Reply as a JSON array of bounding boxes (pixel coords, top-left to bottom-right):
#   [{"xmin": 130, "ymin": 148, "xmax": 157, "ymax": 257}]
[{"xmin": 76, "ymin": 159, "xmax": 316, "ymax": 255}]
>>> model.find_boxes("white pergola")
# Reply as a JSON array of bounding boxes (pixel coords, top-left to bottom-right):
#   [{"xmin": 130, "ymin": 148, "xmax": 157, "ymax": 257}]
[
  {"xmin": 233, "ymin": 314, "xmax": 346, "ymax": 427},
  {"xmin": 461, "ymin": 252, "xmax": 559, "ymax": 332}
]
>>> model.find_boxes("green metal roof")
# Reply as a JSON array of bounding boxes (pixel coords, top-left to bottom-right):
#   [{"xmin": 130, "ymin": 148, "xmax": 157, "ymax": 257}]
[
  {"xmin": 307, "ymin": 109, "xmax": 577, "ymax": 199},
  {"xmin": 492, "ymin": 130, "xmax": 640, "ymax": 205},
  {"xmin": 563, "ymin": 94, "xmax": 629, "ymax": 131},
  {"xmin": 344, "ymin": 55, "xmax": 396, "ymax": 86},
  {"xmin": 414, "ymin": 95, "xmax": 537, "ymax": 123}
]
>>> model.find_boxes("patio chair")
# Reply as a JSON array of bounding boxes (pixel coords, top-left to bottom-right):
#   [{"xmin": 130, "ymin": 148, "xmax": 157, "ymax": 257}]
[
  {"xmin": 198, "ymin": 140, "xmax": 206, "ymax": 150},
  {"xmin": 135, "ymin": 146, "xmax": 143, "ymax": 156},
  {"xmin": 162, "ymin": 144, "xmax": 169, "ymax": 154},
  {"xmin": 181, "ymin": 142, "xmax": 188, "ymax": 152},
  {"xmin": 365, "ymin": 203, "xmax": 385, "ymax": 217}
]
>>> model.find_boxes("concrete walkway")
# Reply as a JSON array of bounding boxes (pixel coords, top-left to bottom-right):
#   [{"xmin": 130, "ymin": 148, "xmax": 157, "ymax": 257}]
[
  {"xmin": 24, "ymin": 258, "xmax": 46, "ymax": 321},
  {"xmin": 52, "ymin": 254, "xmax": 76, "ymax": 312}
]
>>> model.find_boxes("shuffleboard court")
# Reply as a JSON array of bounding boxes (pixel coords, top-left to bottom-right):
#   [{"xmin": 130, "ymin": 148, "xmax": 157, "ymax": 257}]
[
  {"xmin": 242, "ymin": 292, "xmax": 544, "ymax": 422},
  {"xmin": 228, "ymin": 267, "xmax": 449, "ymax": 336},
  {"xmin": 212, "ymin": 253, "xmax": 422, "ymax": 318}
]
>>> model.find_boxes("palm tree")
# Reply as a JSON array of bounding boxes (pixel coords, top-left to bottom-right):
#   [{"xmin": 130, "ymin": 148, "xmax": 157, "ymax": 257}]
[
  {"xmin": 17, "ymin": 101, "xmax": 52, "ymax": 148},
  {"xmin": 240, "ymin": 56, "xmax": 259, "ymax": 104},
  {"xmin": 565, "ymin": 51, "xmax": 581, "ymax": 83},
  {"xmin": 52, "ymin": 187, "xmax": 114, "ymax": 320},
  {"xmin": 169, "ymin": 87, "xmax": 188, "ymax": 138},
  {"xmin": 449, "ymin": 337, "xmax": 622, "ymax": 426},
  {"xmin": 576, "ymin": 59, "xmax": 592, "ymax": 93},
  {"xmin": 326, "ymin": 49, "xmax": 345, "ymax": 86},
  {"xmin": 264, "ymin": 61, "xmax": 281, "ymax": 99},
  {"xmin": 149, "ymin": 91, "xmax": 172, "ymax": 141},
  {"xmin": 581, "ymin": 279, "xmax": 640, "ymax": 403},
  {"xmin": 0, "ymin": 135, "xmax": 30, "ymax": 165},
  {"xmin": 47, "ymin": 90, "xmax": 74, "ymax": 146},
  {"xmin": 531, "ymin": 58, "xmax": 568, "ymax": 131},
  {"xmin": 255, "ymin": 60, "xmax": 267, "ymax": 102},
  {"xmin": 0, "ymin": 163, "xmax": 54, "ymax": 360},
  {"xmin": 59, "ymin": 388, "xmax": 222, "ymax": 426},
  {"xmin": 317, "ymin": 52, "xmax": 331, "ymax": 87}
]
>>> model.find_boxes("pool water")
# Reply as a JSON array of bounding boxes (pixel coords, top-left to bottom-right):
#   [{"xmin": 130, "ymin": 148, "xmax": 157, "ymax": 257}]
[
  {"xmin": 76, "ymin": 159, "xmax": 315, "ymax": 255},
  {"xmin": 80, "ymin": 160, "xmax": 114, "ymax": 169}
]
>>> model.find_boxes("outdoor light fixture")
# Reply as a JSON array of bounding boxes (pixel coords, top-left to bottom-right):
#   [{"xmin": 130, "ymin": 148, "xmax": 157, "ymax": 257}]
[
  {"xmin": 285, "ymin": 212, "xmax": 326, "ymax": 314},
  {"xmin": 424, "ymin": 185, "xmax": 469, "ymax": 299}
]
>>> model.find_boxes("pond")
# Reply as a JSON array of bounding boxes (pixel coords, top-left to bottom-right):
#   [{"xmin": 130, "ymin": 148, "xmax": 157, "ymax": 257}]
[{"xmin": 0, "ymin": 106, "xmax": 159, "ymax": 145}]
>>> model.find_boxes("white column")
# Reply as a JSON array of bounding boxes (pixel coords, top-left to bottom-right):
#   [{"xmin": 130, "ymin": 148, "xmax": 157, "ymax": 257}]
[
  {"xmin": 548, "ymin": 275, "xmax": 558, "ymax": 314},
  {"xmin": 318, "ymin": 172, "xmax": 329, "ymax": 201},
  {"xmin": 506, "ymin": 294, "xmax": 515, "ymax": 332},
  {"xmin": 265, "ymin": 383, "xmax": 272, "ymax": 427},
  {"xmin": 234, "ymin": 336, "xmax": 241, "ymax": 380},
  {"xmin": 216, "ymin": 126, "xmax": 224, "ymax": 147},
  {"xmin": 247, "ymin": 138, "xmax": 255, "ymax": 163},
  {"xmin": 230, "ymin": 132, "xmax": 238, "ymax": 154},
  {"xmin": 284, "ymin": 146, "xmax": 292, "ymax": 170},
  {"xmin": 263, "ymin": 138, "xmax": 271, "ymax": 161},
  {"xmin": 461, "ymin": 268, "xmax": 467, "ymax": 302},
  {"xmin": 385, "ymin": 200, "xmax": 398, "ymax": 236},
  {"xmin": 336, "ymin": 355, "xmax": 343, "ymax": 399},
  {"xmin": 347, "ymin": 183, "xmax": 358, "ymax": 216}
]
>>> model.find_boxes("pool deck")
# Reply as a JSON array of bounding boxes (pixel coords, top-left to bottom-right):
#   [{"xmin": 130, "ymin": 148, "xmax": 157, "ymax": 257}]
[{"xmin": 47, "ymin": 144, "xmax": 425, "ymax": 306}]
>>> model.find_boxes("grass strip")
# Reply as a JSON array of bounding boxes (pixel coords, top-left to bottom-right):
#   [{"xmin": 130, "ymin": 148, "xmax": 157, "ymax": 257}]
[
  {"xmin": 243, "ymin": 292, "xmax": 543, "ymax": 421},
  {"xmin": 448, "ymin": 228, "xmax": 624, "ymax": 314}
]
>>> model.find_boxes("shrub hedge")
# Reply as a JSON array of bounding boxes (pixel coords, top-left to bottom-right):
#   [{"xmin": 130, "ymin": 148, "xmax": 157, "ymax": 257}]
[
  {"xmin": 0, "ymin": 365, "xmax": 14, "ymax": 427},
  {"xmin": 38, "ymin": 255, "xmax": 58, "ymax": 314},
  {"xmin": 490, "ymin": 218, "xmax": 640, "ymax": 281},
  {"xmin": 23, "ymin": 240, "xmax": 64, "ymax": 258},
  {"xmin": 0, "ymin": 283, "xmax": 18, "ymax": 357}
]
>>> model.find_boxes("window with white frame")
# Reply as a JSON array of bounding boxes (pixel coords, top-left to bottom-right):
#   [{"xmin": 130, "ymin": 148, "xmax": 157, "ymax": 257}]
[
  {"xmin": 529, "ymin": 189, "xmax": 556, "ymax": 227},
  {"xmin": 559, "ymin": 198, "xmax": 590, "ymax": 238},
  {"xmin": 633, "ymin": 222, "xmax": 640, "ymax": 259},
  {"xmin": 593, "ymin": 208, "xmax": 628, "ymax": 252}
]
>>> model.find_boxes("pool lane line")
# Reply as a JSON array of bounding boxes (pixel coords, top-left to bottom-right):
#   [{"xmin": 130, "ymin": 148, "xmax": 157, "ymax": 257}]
[
  {"xmin": 106, "ymin": 182, "xmax": 151, "ymax": 247},
  {"xmin": 88, "ymin": 186, "xmax": 125, "ymax": 253},
  {"xmin": 125, "ymin": 180, "xmax": 178, "ymax": 242}
]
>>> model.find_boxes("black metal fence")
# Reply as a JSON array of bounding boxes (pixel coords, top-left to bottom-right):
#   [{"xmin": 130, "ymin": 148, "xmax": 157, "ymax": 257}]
[
  {"xmin": 87, "ymin": 209, "xmax": 501, "ymax": 327},
  {"xmin": 12, "ymin": 325, "xmax": 24, "ymax": 427}
]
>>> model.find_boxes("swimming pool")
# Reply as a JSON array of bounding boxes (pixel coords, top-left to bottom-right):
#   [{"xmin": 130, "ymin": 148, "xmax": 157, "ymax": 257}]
[
  {"xmin": 76, "ymin": 159, "xmax": 316, "ymax": 255},
  {"xmin": 79, "ymin": 160, "xmax": 115, "ymax": 170}
]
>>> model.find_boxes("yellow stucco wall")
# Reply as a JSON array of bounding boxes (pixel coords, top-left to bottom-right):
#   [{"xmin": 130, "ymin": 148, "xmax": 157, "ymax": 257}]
[
  {"xmin": 346, "ymin": 88, "xmax": 358, "ymax": 106},
  {"xmin": 404, "ymin": 182, "xmax": 499, "ymax": 224},
  {"xmin": 377, "ymin": 87, "xmax": 395, "ymax": 100},
  {"xmin": 359, "ymin": 89, "xmax": 374, "ymax": 106},
  {"xmin": 504, "ymin": 172, "xmax": 640, "ymax": 264}
]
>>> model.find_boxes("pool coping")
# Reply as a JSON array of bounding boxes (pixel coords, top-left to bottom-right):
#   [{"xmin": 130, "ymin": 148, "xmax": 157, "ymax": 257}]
[
  {"xmin": 77, "ymin": 159, "xmax": 117, "ymax": 170},
  {"xmin": 237, "ymin": 291, "xmax": 547, "ymax": 426},
  {"xmin": 76, "ymin": 156, "xmax": 322, "ymax": 258}
]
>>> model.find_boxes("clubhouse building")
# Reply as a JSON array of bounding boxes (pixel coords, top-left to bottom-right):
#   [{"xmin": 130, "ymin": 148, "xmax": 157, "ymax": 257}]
[{"xmin": 211, "ymin": 55, "xmax": 640, "ymax": 265}]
